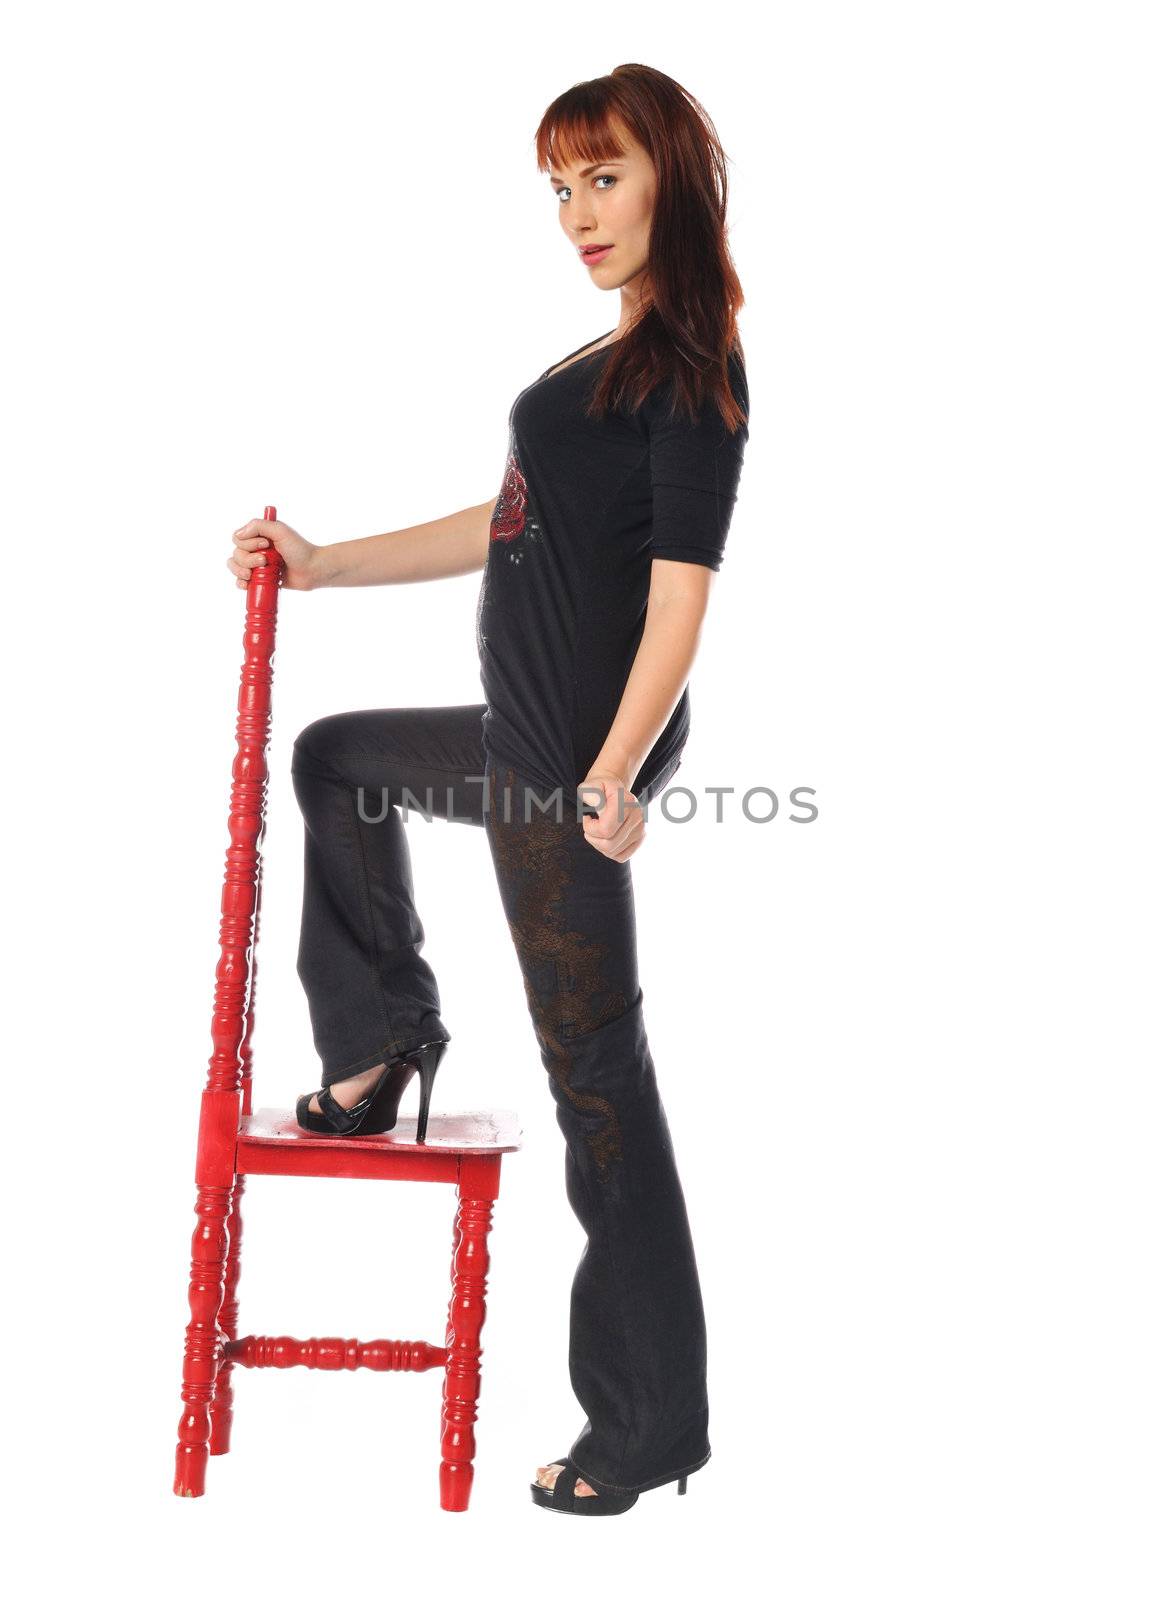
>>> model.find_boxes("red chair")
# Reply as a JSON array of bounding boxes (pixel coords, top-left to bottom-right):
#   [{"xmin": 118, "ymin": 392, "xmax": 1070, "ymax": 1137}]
[{"xmin": 173, "ymin": 506, "xmax": 521, "ymax": 1511}]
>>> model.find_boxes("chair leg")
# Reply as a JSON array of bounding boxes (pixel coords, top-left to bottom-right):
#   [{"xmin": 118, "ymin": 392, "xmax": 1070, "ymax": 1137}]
[
  {"xmin": 439, "ymin": 1160, "xmax": 498, "ymax": 1511},
  {"xmin": 174, "ymin": 1178, "xmax": 233, "ymax": 1496},
  {"xmin": 209, "ymin": 1172, "xmax": 246, "ymax": 1455},
  {"xmin": 444, "ymin": 1206, "xmax": 458, "ymax": 1350}
]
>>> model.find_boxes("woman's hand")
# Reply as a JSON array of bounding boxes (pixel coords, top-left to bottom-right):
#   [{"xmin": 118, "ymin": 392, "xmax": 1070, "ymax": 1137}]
[
  {"xmin": 227, "ymin": 518, "xmax": 326, "ymax": 591},
  {"xmin": 577, "ymin": 769, "xmax": 646, "ymax": 863}
]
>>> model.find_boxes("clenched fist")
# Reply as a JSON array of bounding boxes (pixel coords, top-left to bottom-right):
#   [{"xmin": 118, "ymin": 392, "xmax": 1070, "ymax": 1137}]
[{"xmin": 227, "ymin": 518, "xmax": 325, "ymax": 591}]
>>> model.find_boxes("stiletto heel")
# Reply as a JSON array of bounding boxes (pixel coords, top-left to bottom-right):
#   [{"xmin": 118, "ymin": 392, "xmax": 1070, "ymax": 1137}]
[
  {"xmin": 295, "ymin": 1037, "xmax": 448, "ymax": 1140},
  {"xmin": 678, "ymin": 1475, "xmax": 687, "ymax": 1495},
  {"xmin": 414, "ymin": 1040, "xmax": 445, "ymax": 1143}
]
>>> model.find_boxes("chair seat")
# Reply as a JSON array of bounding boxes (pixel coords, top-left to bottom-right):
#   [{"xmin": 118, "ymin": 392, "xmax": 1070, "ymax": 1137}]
[{"xmin": 240, "ymin": 1107, "xmax": 522, "ymax": 1154}]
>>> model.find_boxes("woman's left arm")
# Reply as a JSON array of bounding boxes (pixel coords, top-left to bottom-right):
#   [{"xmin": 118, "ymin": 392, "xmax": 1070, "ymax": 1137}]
[
  {"xmin": 583, "ymin": 349, "xmax": 749, "ymax": 860},
  {"xmin": 579, "ymin": 558, "xmax": 713, "ymax": 862}
]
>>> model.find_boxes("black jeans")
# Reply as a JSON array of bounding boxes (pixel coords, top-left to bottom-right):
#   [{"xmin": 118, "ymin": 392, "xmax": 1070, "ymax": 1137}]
[{"xmin": 290, "ymin": 703, "xmax": 710, "ymax": 1493}]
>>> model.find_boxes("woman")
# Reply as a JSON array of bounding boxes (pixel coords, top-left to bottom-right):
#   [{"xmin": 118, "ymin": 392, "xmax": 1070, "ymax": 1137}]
[{"xmin": 226, "ymin": 63, "xmax": 749, "ymax": 1516}]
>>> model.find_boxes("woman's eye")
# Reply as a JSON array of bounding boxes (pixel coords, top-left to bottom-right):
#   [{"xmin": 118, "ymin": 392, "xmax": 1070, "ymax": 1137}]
[{"xmin": 554, "ymin": 174, "xmax": 617, "ymax": 203}]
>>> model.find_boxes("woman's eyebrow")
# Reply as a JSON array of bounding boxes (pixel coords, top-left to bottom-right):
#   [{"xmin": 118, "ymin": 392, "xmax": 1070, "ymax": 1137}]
[{"xmin": 548, "ymin": 160, "xmax": 626, "ymax": 184}]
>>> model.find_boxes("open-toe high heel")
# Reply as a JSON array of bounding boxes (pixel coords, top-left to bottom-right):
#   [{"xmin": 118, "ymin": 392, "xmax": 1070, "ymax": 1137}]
[
  {"xmin": 530, "ymin": 1455, "xmax": 694, "ymax": 1516},
  {"xmin": 295, "ymin": 1039, "xmax": 448, "ymax": 1141}
]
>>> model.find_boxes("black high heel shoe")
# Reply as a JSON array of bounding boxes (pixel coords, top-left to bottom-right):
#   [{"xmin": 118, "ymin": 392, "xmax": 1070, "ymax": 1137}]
[
  {"xmin": 529, "ymin": 1456, "xmax": 695, "ymax": 1516},
  {"xmin": 295, "ymin": 1039, "xmax": 448, "ymax": 1142}
]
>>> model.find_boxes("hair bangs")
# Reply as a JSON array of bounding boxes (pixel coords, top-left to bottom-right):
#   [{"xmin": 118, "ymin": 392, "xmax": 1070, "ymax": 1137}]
[{"xmin": 534, "ymin": 92, "xmax": 629, "ymax": 177}]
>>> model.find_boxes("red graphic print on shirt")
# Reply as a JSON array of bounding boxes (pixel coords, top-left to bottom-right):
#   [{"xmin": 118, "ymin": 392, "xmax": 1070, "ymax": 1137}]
[{"xmin": 490, "ymin": 452, "xmax": 528, "ymax": 542}]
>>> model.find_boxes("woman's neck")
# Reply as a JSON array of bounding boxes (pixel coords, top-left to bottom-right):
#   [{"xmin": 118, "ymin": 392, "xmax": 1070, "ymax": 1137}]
[{"xmin": 615, "ymin": 276, "xmax": 651, "ymax": 337}]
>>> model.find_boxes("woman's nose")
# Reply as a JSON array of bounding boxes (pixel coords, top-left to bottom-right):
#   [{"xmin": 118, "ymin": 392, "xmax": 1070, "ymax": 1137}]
[{"xmin": 564, "ymin": 199, "xmax": 596, "ymax": 233}]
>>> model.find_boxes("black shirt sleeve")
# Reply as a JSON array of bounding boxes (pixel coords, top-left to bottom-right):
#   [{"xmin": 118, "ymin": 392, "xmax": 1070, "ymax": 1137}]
[{"xmin": 647, "ymin": 349, "xmax": 750, "ymax": 571}]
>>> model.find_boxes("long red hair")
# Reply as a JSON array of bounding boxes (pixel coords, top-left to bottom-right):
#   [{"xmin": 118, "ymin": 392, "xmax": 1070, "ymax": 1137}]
[{"xmin": 533, "ymin": 63, "xmax": 746, "ymax": 433}]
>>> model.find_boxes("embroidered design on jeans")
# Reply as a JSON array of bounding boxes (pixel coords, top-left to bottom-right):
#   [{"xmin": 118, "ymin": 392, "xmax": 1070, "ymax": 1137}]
[{"xmin": 485, "ymin": 765, "xmax": 627, "ymax": 1176}]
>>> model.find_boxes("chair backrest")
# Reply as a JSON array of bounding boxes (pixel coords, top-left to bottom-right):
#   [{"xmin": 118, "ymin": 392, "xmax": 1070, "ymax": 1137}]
[{"xmin": 208, "ymin": 505, "xmax": 284, "ymax": 1121}]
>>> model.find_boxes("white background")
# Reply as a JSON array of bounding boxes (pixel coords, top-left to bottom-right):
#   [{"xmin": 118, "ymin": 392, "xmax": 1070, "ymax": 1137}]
[{"xmin": 4, "ymin": 2, "xmax": 1163, "ymax": 1595}]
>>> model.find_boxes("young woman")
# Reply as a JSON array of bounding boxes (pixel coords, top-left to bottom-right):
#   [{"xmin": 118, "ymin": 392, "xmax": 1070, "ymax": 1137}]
[{"xmin": 226, "ymin": 63, "xmax": 749, "ymax": 1516}]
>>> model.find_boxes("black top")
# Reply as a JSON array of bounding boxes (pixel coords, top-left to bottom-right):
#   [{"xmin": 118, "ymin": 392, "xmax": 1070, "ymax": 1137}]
[{"xmin": 476, "ymin": 329, "xmax": 749, "ymax": 802}]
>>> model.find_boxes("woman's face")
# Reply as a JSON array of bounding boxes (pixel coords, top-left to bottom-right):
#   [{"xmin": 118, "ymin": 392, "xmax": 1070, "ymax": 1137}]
[{"xmin": 549, "ymin": 130, "xmax": 656, "ymax": 299}]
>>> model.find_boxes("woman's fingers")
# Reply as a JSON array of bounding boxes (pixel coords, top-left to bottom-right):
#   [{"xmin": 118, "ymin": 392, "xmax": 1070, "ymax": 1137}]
[
  {"xmin": 226, "ymin": 551, "xmax": 267, "ymax": 574},
  {"xmin": 609, "ymin": 811, "xmax": 643, "ymax": 852},
  {"xmin": 600, "ymin": 828, "xmax": 643, "ymax": 862},
  {"xmin": 228, "ymin": 521, "xmax": 274, "ymax": 587},
  {"xmin": 583, "ymin": 802, "xmax": 646, "ymax": 860},
  {"xmin": 596, "ymin": 828, "xmax": 644, "ymax": 862},
  {"xmin": 226, "ymin": 551, "xmax": 268, "ymax": 586}
]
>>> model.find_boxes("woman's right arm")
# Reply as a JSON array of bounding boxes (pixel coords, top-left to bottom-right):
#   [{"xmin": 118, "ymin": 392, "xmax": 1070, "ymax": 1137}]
[{"xmin": 227, "ymin": 497, "xmax": 497, "ymax": 591}]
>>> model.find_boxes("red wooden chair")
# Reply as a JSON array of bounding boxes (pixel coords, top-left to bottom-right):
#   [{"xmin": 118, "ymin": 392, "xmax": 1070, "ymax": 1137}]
[{"xmin": 173, "ymin": 506, "xmax": 521, "ymax": 1511}]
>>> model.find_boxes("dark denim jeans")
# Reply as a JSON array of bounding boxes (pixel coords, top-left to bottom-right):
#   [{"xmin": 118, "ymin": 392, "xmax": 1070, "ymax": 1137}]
[{"xmin": 290, "ymin": 703, "xmax": 710, "ymax": 1493}]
